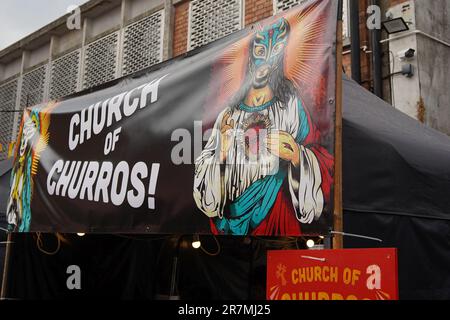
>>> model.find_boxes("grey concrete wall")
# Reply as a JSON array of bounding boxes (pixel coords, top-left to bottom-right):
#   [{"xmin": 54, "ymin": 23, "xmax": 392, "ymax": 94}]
[
  {"xmin": 25, "ymin": 43, "xmax": 50, "ymax": 69},
  {"xmin": 89, "ymin": 5, "xmax": 122, "ymax": 40},
  {"xmin": 1, "ymin": 58, "xmax": 21, "ymax": 81},
  {"xmin": 0, "ymin": 0, "xmax": 170, "ymax": 150},
  {"xmin": 415, "ymin": 0, "xmax": 450, "ymax": 135},
  {"xmin": 128, "ymin": 0, "xmax": 164, "ymax": 20},
  {"xmin": 54, "ymin": 28, "xmax": 83, "ymax": 56}
]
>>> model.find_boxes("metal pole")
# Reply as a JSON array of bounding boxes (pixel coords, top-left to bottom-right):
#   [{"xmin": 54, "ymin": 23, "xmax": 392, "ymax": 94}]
[
  {"xmin": 1, "ymin": 233, "xmax": 13, "ymax": 300},
  {"xmin": 247, "ymin": 238, "xmax": 254, "ymax": 299},
  {"xmin": 169, "ymin": 235, "xmax": 182, "ymax": 300},
  {"xmin": 350, "ymin": 0, "xmax": 361, "ymax": 83},
  {"xmin": 371, "ymin": 0, "xmax": 383, "ymax": 97},
  {"xmin": 333, "ymin": 0, "xmax": 344, "ymax": 250}
]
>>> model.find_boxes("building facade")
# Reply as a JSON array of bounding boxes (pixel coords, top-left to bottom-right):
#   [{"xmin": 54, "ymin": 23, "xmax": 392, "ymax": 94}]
[{"xmin": 0, "ymin": 0, "xmax": 449, "ymax": 161}]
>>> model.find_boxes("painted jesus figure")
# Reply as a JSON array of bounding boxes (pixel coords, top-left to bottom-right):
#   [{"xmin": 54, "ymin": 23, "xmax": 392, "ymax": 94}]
[{"xmin": 194, "ymin": 18, "xmax": 328, "ymax": 236}]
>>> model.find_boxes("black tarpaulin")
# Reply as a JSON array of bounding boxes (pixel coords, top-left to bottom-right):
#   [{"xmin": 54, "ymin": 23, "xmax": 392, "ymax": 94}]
[
  {"xmin": 2, "ymin": 76, "xmax": 450, "ymax": 300},
  {"xmin": 342, "ymin": 76, "xmax": 450, "ymax": 299},
  {"xmin": 0, "ymin": 158, "xmax": 12, "ymax": 291},
  {"xmin": 342, "ymin": 76, "xmax": 450, "ymax": 219}
]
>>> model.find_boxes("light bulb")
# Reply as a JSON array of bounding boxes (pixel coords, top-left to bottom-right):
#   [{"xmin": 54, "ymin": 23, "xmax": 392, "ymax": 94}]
[
  {"xmin": 306, "ymin": 239, "xmax": 315, "ymax": 248},
  {"xmin": 77, "ymin": 233, "xmax": 86, "ymax": 237},
  {"xmin": 192, "ymin": 234, "xmax": 201, "ymax": 249}
]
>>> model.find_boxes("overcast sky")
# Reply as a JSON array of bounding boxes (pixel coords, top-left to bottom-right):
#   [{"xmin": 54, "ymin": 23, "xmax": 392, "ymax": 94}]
[{"xmin": 0, "ymin": 0, "xmax": 89, "ymax": 50}]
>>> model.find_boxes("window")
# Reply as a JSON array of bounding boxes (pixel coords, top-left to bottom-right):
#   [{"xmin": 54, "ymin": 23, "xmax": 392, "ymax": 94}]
[
  {"xmin": 0, "ymin": 78, "xmax": 18, "ymax": 158},
  {"xmin": 342, "ymin": 0, "xmax": 350, "ymax": 39},
  {"xmin": 122, "ymin": 10, "xmax": 165, "ymax": 76},
  {"xmin": 20, "ymin": 65, "xmax": 47, "ymax": 109},
  {"xmin": 83, "ymin": 32, "xmax": 119, "ymax": 89},
  {"xmin": 188, "ymin": 0, "xmax": 243, "ymax": 50},
  {"xmin": 274, "ymin": 0, "xmax": 350, "ymax": 39},
  {"xmin": 49, "ymin": 50, "xmax": 81, "ymax": 100}
]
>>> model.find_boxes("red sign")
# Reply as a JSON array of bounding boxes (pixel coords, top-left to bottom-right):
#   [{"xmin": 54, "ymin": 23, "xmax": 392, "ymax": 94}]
[{"xmin": 267, "ymin": 249, "xmax": 398, "ymax": 300}]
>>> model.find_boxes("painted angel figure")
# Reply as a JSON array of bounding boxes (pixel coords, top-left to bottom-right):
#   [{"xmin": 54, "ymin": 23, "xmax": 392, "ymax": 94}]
[{"xmin": 193, "ymin": 18, "xmax": 332, "ymax": 236}]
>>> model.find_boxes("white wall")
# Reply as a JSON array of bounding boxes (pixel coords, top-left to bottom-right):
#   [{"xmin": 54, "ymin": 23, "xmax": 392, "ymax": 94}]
[
  {"xmin": 387, "ymin": 1, "xmax": 421, "ymax": 120},
  {"xmin": 414, "ymin": 0, "xmax": 450, "ymax": 135}
]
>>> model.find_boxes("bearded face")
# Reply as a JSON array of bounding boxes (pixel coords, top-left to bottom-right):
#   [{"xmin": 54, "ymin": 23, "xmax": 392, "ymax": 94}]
[{"xmin": 250, "ymin": 18, "xmax": 290, "ymax": 90}]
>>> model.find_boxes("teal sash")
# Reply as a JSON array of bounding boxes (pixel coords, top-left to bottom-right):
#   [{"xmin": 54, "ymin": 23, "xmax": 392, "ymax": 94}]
[{"xmin": 19, "ymin": 157, "xmax": 32, "ymax": 232}]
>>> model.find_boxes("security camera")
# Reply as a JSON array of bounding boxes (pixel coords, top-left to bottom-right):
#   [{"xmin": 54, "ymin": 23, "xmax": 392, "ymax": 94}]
[{"xmin": 397, "ymin": 48, "xmax": 415, "ymax": 60}]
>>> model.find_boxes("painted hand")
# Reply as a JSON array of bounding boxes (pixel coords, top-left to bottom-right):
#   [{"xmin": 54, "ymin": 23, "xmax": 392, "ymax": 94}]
[
  {"xmin": 267, "ymin": 131, "xmax": 301, "ymax": 168},
  {"xmin": 219, "ymin": 110, "xmax": 235, "ymax": 163}
]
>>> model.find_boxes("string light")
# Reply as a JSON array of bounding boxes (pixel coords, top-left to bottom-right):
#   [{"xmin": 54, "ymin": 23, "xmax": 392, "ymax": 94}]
[{"xmin": 192, "ymin": 234, "xmax": 201, "ymax": 249}]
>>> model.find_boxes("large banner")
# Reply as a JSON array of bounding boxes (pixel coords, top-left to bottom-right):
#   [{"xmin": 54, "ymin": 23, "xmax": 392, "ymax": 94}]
[
  {"xmin": 267, "ymin": 249, "xmax": 399, "ymax": 300},
  {"xmin": 6, "ymin": 0, "xmax": 337, "ymax": 235}
]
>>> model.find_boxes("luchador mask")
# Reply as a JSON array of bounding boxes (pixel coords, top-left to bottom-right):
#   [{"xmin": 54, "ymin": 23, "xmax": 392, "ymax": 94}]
[{"xmin": 250, "ymin": 18, "xmax": 290, "ymax": 89}]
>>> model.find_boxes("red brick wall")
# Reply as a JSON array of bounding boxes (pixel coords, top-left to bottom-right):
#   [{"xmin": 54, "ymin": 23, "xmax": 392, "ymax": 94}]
[
  {"xmin": 173, "ymin": 0, "xmax": 190, "ymax": 57},
  {"xmin": 245, "ymin": 0, "xmax": 273, "ymax": 26}
]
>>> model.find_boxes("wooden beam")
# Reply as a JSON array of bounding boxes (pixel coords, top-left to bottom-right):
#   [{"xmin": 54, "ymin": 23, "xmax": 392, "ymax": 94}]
[
  {"xmin": 1, "ymin": 233, "xmax": 13, "ymax": 300},
  {"xmin": 333, "ymin": 14, "xmax": 344, "ymax": 249}
]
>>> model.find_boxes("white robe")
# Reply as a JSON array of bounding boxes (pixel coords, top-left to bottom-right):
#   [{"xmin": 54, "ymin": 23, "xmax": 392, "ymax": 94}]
[{"xmin": 193, "ymin": 96, "xmax": 324, "ymax": 225}]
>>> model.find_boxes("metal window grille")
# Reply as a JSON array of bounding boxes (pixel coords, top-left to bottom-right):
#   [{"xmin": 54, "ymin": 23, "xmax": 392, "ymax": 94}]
[
  {"xmin": 274, "ymin": 0, "xmax": 350, "ymax": 38},
  {"xmin": 0, "ymin": 78, "xmax": 18, "ymax": 159},
  {"xmin": 49, "ymin": 50, "xmax": 81, "ymax": 100},
  {"xmin": 83, "ymin": 32, "xmax": 119, "ymax": 89},
  {"xmin": 20, "ymin": 65, "xmax": 47, "ymax": 109},
  {"xmin": 122, "ymin": 10, "xmax": 165, "ymax": 76},
  {"xmin": 18, "ymin": 65, "xmax": 47, "ymax": 138},
  {"xmin": 342, "ymin": 0, "xmax": 350, "ymax": 38},
  {"xmin": 188, "ymin": 0, "xmax": 243, "ymax": 50},
  {"xmin": 274, "ymin": 0, "xmax": 309, "ymax": 13}
]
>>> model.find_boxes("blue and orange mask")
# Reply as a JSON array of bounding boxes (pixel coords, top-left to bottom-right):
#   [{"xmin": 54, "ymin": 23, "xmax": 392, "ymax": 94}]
[{"xmin": 250, "ymin": 18, "xmax": 290, "ymax": 89}]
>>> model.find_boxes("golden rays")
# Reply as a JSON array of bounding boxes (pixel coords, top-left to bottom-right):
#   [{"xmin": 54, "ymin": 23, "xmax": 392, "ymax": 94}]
[
  {"xmin": 214, "ymin": 34, "xmax": 252, "ymax": 108},
  {"xmin": 284, "ymin": 0, "xmax": 332, "ymax": 91},
  {"xmin": 211, "ymin": 0, "xmax": 333, "ymax": 110},
  {"xmin": 31, "ymin": 101, "xmax": 59, "ymax": 176}
]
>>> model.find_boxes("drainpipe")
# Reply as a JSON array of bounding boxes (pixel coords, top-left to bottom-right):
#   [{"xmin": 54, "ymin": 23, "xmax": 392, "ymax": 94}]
[
  {"xmin": 371, "ymin": 0, "xmax": 383, "ymax": 98},
  {"xmin": 350, "ymin": 0, "xmax": 361, "ymax": 84}
]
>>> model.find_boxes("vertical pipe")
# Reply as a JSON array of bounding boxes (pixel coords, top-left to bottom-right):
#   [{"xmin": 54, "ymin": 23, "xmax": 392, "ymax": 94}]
[
  {"xmin": 169, "ymin": 235, "xmax": 182, "ymax": 299},
  {"xmin": 77, "ymin": 18, "xmax": 89, "ymax": 92},
  {"xmin": 350, "ymin": 0, "xmax": 361, "ymax": 83},
  {"xmin": 247, "ymin": 238, "xmax": 254, "ymax": 299},
  {"xmin": 371, "ymin": 0, "xmax": 383, "ymax": 97}
]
